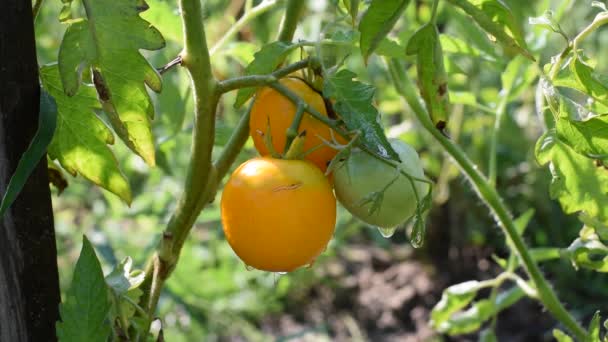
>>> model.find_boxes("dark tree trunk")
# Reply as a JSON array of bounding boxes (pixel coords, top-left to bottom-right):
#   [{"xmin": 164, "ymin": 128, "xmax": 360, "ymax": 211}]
[{"xmin": 0, "ymin": 1, "xmax": 61, "ymax": 341}]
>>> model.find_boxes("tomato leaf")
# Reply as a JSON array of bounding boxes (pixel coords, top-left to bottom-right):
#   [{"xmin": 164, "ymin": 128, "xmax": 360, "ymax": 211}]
[
  {"xmin": 536, "ymin": 130, "xmax": 608, "ymax": 226},
  {"xmin": 436, "ymin": 286, "xmax": 525, "ymax": 335},
  {"xmin": 56, "ymin": 236, "xmax": 111, "ymax": 342},
  {"xmin": 431, "ymin": 281, "xmax": 481, "ymax": 327},
  {"xmin": 571, "ymin": 56, "xmax": 608, "ymax": 106},
  {"xmin": 40, "ymin": 65, "xmax": 132, "ymax": 204},
  {"xmin": 567, "ymin": 231, "xmax": 608, "ymax": 273},
  {"xmin": 0, "ymin": 90, "xmax": 57, "ymax": 219},
  {"xmin": 58, "ymin": 0, "xmax": 166, "ymax": 166},
  {"xmin": 323, "ymin": 69, "xmax": 400, "ymax": 161},
  {"xmin": 234, "ymin": 41, "xmax": 296, "ymax": 108},
  {"xmin": 358, "ymin": 0, "xmax": 411, "ymax": 62},
  {"xmin": 446, "ymin": 0, "xmax": 534, "ymax": 61},
  {"xmin": 406, "ymin": 23, "xmax": 450, "ymax": 132}
]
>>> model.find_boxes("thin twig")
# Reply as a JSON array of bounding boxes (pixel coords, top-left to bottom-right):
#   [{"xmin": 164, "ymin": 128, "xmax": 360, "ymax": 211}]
[{"xmin": 157, "ymin": 55, "xmax": 183, "ymax": 75}]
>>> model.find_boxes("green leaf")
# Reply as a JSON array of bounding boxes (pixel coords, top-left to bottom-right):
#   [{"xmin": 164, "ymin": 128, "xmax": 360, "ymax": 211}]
[
  {"xmin": 0, "ymin": 89, "xmax": 57, "ymax": 219},
  {"xmin": 437, "ymin": 286, "xmax": 525, "ymax": 335},
  {"xmin": 57, "ymin": 236, "xmax": 111, "ymax": 342},
  {"xmin": 105, "ymin": 257, "xmax": 145, "ymax": 296},
  {"xmin": 358, "ymin": 0, "xmax": 411, "ymax": 62},
  {"xmin": 536, "ymin": 131, "xmax": 608, "ymax": 226},
  {"xmin": 446, "ymin": 0, "xmax": 534, "ymax": 60},
  {"xmin": 587, "ymin": 311, "xmax": 601, "ymax": 342},
  {"xmin": 431, "ymin": 280, "xmax": 481, "ymax": 327},
  {"xmin": 234, "ymin": 41, "xmax": 296, "ymax": 108},
  {"xmin": 571, "ymin": 56, "xmax": 608, "ymax": 106},
  {"xmin": 514, "ymin": 208, "xmax": 535, "ymax": 236},
  {"xmin": 40, "ymin": 65, "xmax": 132, "ymax": 204},
  {"xmin": 375, "ymin": 38, "xmax": 407, "ymax": 59},
  {"xmin": 323, "ymin": 69, "xmax": 400, "ymax": 161},
  {"xmin": 406, "ymin": 24, "xmax": 450, "ymax": 131},
  {"xmin": 58, "ymin": 0, "xmax": 166, "ymax": 166},
  {"xmin": 553, "ymin": 329, "xmax": 574, "ymax": 342}
]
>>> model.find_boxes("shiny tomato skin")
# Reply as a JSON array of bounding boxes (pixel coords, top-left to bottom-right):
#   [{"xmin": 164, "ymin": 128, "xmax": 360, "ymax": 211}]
[{"xmin": 221, "ymin": 157, "xmax": 337, "ymax": 272}]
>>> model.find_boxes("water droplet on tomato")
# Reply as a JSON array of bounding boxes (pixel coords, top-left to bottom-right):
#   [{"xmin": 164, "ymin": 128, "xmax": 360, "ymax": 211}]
[
  {"xmin": 376, "ymin": 226, "xmax": 397, "ymax": 238},
  {"xmin": 277, "ymin": 272, "xmax": 287, "ymax": 275},
  {"xmin": 244, "ymin": 264, "xmax": 254, "ymax": 271}
]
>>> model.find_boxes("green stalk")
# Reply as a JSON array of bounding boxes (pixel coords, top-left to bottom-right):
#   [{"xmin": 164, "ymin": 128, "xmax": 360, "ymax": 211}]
[
  {"xmin": 277, "ymin": 0, "xmax": 305, "ymax": 42},
  {"xmin": 140, "ymin": 0, "xmax": 219, "ymax": 325},
  {"xmin": 387, "ymin": 58, "xmax": 586, "ymax": 340}
]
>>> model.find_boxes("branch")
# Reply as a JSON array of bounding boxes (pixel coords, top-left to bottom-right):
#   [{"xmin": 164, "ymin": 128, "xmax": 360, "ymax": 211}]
[
  {"xmin": 277, "ymin": 0, "xmax": 305, "ymax": 42},
  {"xmin": 386, "ymin": 58, "xmax": 587, "ymax": 341},
  {"xmin": 216, "ymin": 57, "xmax": 318, "ymax": 93},
  {"xmin": 156, "ymin": 55, "xmax": 183, "ymax": 75}
]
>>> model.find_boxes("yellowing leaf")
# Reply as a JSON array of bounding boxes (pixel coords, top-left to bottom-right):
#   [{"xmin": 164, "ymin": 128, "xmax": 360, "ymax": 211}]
[
  {"xmin": 41, "ymin": 65, "xmax": 132, "ymax": 204},
  {"xmin": 58, "ymin": 0, "xmax": 166, "ymax": 166}
]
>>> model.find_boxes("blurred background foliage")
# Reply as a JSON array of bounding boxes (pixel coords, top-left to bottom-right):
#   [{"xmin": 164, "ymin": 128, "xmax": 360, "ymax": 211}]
[{"xmin": 35, "ymin": 0, "xmax": 608, "ymax": 340}]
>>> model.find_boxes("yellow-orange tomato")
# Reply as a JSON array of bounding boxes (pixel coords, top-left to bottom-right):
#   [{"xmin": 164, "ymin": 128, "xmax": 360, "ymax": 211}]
[
  {"xmin": 220, "ymin": 157, "xmax": 337, "ymax": 272},
  {"xmin": 249, "ymin": 77, "xmax": 345, "ymax": 171}
]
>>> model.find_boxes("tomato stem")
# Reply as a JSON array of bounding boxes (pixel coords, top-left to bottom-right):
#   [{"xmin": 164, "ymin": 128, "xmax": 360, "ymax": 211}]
[
  {"xmin": 387, "ymin": 58, "xmax": 587, "ymax": 341},
  {"xmin": 284, "ymin": 103, "xmax": 306, "ymax": 154}
]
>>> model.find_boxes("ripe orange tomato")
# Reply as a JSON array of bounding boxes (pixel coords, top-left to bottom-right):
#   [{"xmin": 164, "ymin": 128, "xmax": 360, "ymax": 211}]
[
  {"xmin": 249, "ymin": 77, "xmax": 345, "ymax": 171},
  {"xmin": 220, "ymin": 157, "xmax": 337, "ymax": 272}
]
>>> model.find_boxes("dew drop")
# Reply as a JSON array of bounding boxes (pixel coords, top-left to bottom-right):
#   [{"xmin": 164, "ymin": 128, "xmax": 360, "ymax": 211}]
[
  {"xmin": 410, "ymin": 218, "xmax": 426, "ymax": 249},
  {"xmin": 376, "ymin": 226, "xmax": 397, "ymax": 238},
  {"xmin": 277, "ymin": 272, "xmax": 287, "ymax": 275}
]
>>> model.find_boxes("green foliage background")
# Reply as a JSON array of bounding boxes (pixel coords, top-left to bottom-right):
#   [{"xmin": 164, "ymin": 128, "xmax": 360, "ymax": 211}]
[{"xmin": 35, "ymin": 0, "xmax": 608, "ymax": 340}]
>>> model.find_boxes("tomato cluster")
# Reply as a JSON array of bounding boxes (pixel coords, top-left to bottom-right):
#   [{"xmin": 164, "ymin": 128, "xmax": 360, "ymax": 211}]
[{"xmin": 220, "ymin": 76, "xmax": 426, "ymax": 273}]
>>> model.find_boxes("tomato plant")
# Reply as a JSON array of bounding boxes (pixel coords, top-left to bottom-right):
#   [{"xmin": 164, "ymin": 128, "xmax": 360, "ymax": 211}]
[
  {"xmin": 221, "ymin": 156, "xmax": 336, "ymax": 272},
  {"xmin": 4, "ymin": 0, "xmax": 608, "ymax": 340}
]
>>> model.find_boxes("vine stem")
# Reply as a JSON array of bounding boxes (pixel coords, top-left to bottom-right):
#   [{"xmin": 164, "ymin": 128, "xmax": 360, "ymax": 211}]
[{"xmin": 387, "ymin": 58, "xmax": 587, "ymax": 341}]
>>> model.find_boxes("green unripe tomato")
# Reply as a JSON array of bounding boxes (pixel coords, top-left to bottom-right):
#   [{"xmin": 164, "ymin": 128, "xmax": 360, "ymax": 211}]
[{"xmin": 333, "ymin": 139, "xmax": 428, "ymax": 228}]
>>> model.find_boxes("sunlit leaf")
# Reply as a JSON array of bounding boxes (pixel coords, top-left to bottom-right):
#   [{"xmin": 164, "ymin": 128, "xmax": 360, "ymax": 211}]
[
  {"xmin": 40, "ymin": 65, "xmax": 132, "ymax": 204},
  {"xmin": 536, "ymin": 131, "xmax": 608, "ymax": 226},
  {"xmin": 553, "ymin": 329, "xmax": 574, "ymax": 342},
  {"xmin": 58, "ymin": 0, "xmax": 166, "ymax": 166},
  {"xmin": 431, "ymin": 280, "xmax": 481, "ymax": 327}
]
